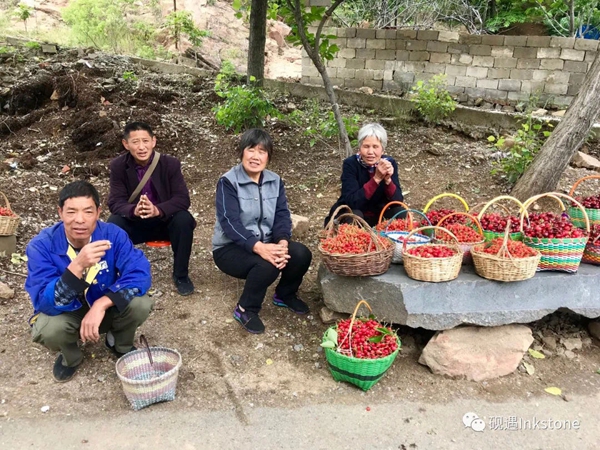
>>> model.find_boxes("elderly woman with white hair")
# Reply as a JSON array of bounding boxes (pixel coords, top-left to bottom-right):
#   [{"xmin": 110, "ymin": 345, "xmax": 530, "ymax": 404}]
[{"xmin": 325, "ymin": 123, "xmax": 405, "ymax": 227}]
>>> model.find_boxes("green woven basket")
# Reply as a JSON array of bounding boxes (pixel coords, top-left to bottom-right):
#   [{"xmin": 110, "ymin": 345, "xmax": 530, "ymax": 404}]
[
  {"xmin": 568, "ymin": 175, "xmax": 600, "ymax": 229},
  {"xmin": 521, "ymin": 192, "xmax": 590, "ymax": 273},
  {"xmin": 482, "ymin": 230, "xmax": 523, "ymax": 242},
  {"xmin": 323, "ymin": 329, "xmax": 401, "ymax": 391},
  {"xmin": 567, "ymin": 206, "xmax": 600, "ymax": 229}
]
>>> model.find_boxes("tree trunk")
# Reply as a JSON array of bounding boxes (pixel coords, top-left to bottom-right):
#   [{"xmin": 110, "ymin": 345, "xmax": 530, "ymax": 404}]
[
  {"xmin": 510, "ymin": 52, "xmax": 600, "ymax": 201},
  {"xmin": 569, "ymin": 0, "xmax": 575, "ymax": 37},
  {"xmin": 247, "ymin": 0, "xmax": 268, "ymax": 87},
  {"xmin": 288, "ymin": 0, "xmax": 352, "ymax": 156}
]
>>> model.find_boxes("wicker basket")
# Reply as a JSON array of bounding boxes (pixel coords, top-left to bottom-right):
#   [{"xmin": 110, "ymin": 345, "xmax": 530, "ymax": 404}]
[
  {"xmin": 436, "ymin": 212, "xmax": 485, "ymax": 264},
  {"xmin": 402, "ymin": 226, "xmax": 463, "ymax": 282},
  {"xmin": 471, "ymin": 222, "xmax": 541, "ymax": 282},
  {"xmin": 582, "ymin": 235, "xmax": 600, "ymax": 265},
  {"xmin": 319, "ymin": 206, "xmax": 394, "ymax": 277},
  {"xmin": 383, "ymin": 208, "xmax": 431, "ymax": 264},
  {"xmin": 323, "ymin": 300, "xmax": 400, "ymax": 391},
  {"xmin": 568, "ymin": 175, "xmax": 600, "ymax": 229},
  {"xmin": 476, "ymin": 195, "xmax": 525, "ymax": 242},
  {"xmin": 0, "ymin": 191, "xmax": 20, "ymax": 236},
  {"xmin": 376, "ymin": 200, "xmax": 411, "ymax": 231},
  {"xmin": 116, "ymin": 344, "xmax": 182, "ymax": 411},
  {"xmin": 520, "ymin": 193, "xmax": 590, "ymax": 273}
]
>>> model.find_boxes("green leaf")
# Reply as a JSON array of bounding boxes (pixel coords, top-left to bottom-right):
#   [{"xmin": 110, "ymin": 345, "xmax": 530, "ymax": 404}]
[
  {"xmin": 375, "ymin": 327, "xmax": 392, "ymax": 336},
  {"xmin": 368, "ymin": 335, "xmax": 384, "ymax": 343},
  {"xmin": 326, "ymin": 327, "xmax": 338, "ymax": 344},
  {"xmin": 320, "ymin": 340, "xmax": 335, "ymax": 348},
  {"xmin": 487, "ymin": 136, "xmax": 496, "ymax": 142},
  {"xmin": 523, "ymin": 361, "xmax": 535, "ymax": 375},
  {"xmin": 528, "ymin": 349, "xmax": 545, "ymax": 359},
  {"xmin": 544, "ymin": 386, "xmax": 562, "ymax": 396}
]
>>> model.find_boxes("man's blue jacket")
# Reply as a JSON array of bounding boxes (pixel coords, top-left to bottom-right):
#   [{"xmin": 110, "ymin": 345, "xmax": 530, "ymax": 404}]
[{"xmin": 25, "ymin": 221, "xmax": 151, "ymax": 317}]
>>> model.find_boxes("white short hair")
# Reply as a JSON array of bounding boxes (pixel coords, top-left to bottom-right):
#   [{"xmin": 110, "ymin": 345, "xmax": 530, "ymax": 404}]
[{"xmin": 357, "ymin": 123, "xmax": 387, "ymax": 150}]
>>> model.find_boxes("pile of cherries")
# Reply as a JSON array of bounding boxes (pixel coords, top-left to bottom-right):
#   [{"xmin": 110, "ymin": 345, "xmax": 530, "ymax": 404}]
[
  {"xmin": 406, "ymin": 245, "xmax": 457, "ymax": 258},
  {"xmin": 523, "ymin": 212, "xmax": 587, "ymax": 239},
  {"xmin": 337, "ymin": 318, "xmax": 398, "ymax": 359},
  {"xmin": 436, "ymin": 223, "xmax": 482, "ymax": 243},
  {"xmin": 321, "ymin": 224, "xmax": 391, "ymax": 254},
  {"xmin": 0, "ymin": 207, "xmax": 15, "ymax": 217},
  {"xmin": 375, "ymin": 219, "xmax": 420, "ymax": 232},
  {"xmin": 481, "ymin": 238, "xmax": 538, "ymax": 258},
  {"xmin": 574, "ymin": 194, "xmax": 600, "ymax": 209},
  {"xmin": 422, "ymin": 209, "xmax": 466, "ymax": 227},
  {"xmin": 479, "ymin": 212, "xmax": 521, "ymax": 233}
]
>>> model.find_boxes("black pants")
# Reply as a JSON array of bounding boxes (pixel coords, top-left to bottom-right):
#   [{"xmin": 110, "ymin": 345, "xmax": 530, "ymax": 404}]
[
  {"xmin": 213, "ymin": 242, "xmax": 312, "ymax": 313},
  {"xmin": 108, "ymin": 211, "xmax": 196, "ymax": 278},
  {"xmin": 330, "ymin": 205, "xmax": 407, "ymax": 227}
]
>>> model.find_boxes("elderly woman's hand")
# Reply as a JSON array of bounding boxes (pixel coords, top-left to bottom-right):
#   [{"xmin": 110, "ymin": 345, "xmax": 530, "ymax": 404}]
[
  {"xmin": 375, "ymin": 159, "xmax": 393, "ymax": 184},
  {"xmin": 253, "ymin": 241, "xmax": 290, "ymax": 269}
]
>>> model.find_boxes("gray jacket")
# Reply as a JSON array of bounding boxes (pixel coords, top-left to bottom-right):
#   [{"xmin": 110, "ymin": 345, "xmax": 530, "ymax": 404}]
[{"xmin": 212, "ymin": 164, "xmax": 292, "ymax": 252}]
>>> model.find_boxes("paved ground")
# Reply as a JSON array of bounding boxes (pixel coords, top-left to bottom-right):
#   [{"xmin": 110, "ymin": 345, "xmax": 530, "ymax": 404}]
[{"xmin": 1, "ymin": 394, "xmax": 598, "ymax": 449}]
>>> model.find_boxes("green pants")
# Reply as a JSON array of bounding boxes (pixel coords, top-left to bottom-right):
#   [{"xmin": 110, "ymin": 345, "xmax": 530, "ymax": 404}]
[{"xmin": 32, "ymin": 295, "xmax": 155, "ymax": 367}]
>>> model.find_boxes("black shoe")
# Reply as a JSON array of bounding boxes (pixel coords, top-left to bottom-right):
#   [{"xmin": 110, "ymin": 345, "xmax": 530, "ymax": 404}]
[
  {"xmin": 53, "ymin": 354, "xmax": 80, "ymax": 383},
  {"xmin": 233, "ymin": 305, "xmax": 265, "ymax": 334},
  {"xmin": 273, "ymin": 293, "xmax": 310, "ymax": 314},
  {"xmin": 105, "ymin": 332, "xmax": 136, "ymax": 358},
  {"xmin": 173, "ymin": 275, "xmax": 194, "ymax": 296}
]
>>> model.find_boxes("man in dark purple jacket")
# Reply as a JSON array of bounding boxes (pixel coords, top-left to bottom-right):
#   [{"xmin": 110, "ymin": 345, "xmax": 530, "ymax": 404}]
[{"xmin": 107, "ymin": 122, "xmax": 196, "ymax": 296}]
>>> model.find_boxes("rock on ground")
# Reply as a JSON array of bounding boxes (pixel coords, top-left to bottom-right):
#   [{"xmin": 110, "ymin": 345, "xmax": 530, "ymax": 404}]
[
  {"xmin": 418, "ymin": 325, "xmax": 533, "ymax": 381},
  {"xmin": 0, "ymin": 281, "xmax": 15, "ymax": 299},
  {"xmin": 570, "ymin": 151, "xmax": 600, "ymax": 171},
  {"xmin": 291, "ymin": 213, "xmax": 309, "ymax": 238}
]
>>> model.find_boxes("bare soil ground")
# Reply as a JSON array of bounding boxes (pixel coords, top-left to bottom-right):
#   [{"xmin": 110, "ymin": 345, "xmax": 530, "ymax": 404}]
[{"xmin": 1, "ymin": 46, "xmax": 600, "ymax": 421}]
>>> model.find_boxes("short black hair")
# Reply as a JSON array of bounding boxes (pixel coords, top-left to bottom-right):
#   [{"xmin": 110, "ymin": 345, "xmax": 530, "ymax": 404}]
[
  {"xmin": 123, "ymin": 121, "xmax": 154, "ymax": 140},
  {"xmin": 58, "ymin": 180, "xmax": 100, "ymax": 208},
  {"xmin": 237, "ymin": 128, "xmax": 273, "ymax": 160}
]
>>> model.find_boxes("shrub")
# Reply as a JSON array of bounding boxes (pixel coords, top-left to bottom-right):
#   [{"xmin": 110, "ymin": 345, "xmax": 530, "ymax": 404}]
[
  {"xmin": 409, "ymin": 74, "xmax": 457, "ymax": 124},
  {"xmin": 489, "ymin": 116, "xmax": 553, "ymax": 185},
  {"xmin": 213, "ymin": 63, "xmax": 279, "ymax": 133}
]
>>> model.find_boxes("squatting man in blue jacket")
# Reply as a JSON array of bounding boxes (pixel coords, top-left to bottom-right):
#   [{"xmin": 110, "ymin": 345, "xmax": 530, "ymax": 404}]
[{"xmin": 25, "ymin": 181, "xmax": 154, "ymax": 382}]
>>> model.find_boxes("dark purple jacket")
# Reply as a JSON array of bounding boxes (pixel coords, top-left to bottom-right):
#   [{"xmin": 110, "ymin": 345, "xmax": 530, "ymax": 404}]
[{"xmin": 108, "ymin": 151, "xmax": 191, "ymax": 219}]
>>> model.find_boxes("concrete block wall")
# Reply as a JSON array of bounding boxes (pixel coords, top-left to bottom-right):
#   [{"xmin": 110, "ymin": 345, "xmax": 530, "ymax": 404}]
[{"xmin": 301, "ymin": 28, "xmax": 599, "ymax": 107}]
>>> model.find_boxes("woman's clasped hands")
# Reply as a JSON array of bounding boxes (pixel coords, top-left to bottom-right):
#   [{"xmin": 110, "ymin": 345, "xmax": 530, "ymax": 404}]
[{"xmin": 253, "ymin": 241, "xmax": 290, "ymax": 270}]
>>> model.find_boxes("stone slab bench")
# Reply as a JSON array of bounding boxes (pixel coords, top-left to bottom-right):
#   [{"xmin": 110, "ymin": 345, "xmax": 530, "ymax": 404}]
[{"xmin": 318, "ymin": 263, "xmax": 600, "ymax": 331}]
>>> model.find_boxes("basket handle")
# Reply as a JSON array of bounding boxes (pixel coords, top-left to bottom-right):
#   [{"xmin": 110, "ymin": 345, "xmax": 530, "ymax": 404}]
[
  {"xmin": 323, "ymin": 205, "xmax": 354, "ymax": 236},
  {"xmin": 383, "ymin": 209, "xmax": 431, "ymax": 233},
  {"xmin": 335, "ymin": 212, "xmax": 387, "ymax": 252},
  {"xmin": 402, "ymin": 225, "xmax": 460, "ymax": 252},
  {"xmin": 436, "ymin": 212, "xmax": 484, "ymax": 239},
  {"xmin": 422, "ymin": 193, "xmax": 469, "ymax": 213},
  {"xmin": 0, "ymin": 191, "xmax": 12, "ymax": 212},
  {"xmin": 377, "ymin": 201, "xmax": 411, "ymax": 226},
  {"xmin": 139, "ymin": 334, "xmax": 154, "ymax": 366},
  {"xmin": 520, "ymin": 192, "xmax": 590, "ymax": 232},
  {"xmin": 476, "ymin": 195, "xmax": 526, "ymax": 220},
  {"xmin": 338, "ymin": 299, "xmax": 374, "ymax": 358},
  {"xmin": 569, "ymin": 175, "xmax": 600, "ymax": 197}
]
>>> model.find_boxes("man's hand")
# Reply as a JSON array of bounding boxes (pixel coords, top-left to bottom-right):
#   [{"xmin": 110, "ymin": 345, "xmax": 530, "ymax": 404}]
[
  {"xmin": 253, "ymin": 241, "xmax": 290, "ymax": 270},
  {"xmin": 135, "ymin": 194, "xmax": 161, "ymax": 219},
  {"xmin": 68, "ymin": 240, "xmax": 111, "ymax": 278},
  {"xmin": 80, "ymin": 296, "xmax": 112, "ymax": 343}
]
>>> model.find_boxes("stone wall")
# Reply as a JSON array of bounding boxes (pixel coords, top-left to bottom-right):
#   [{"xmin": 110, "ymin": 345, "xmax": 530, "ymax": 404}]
[{"xmin": 301, "ymin": 28, "xmax": 599, "ymax": 107}]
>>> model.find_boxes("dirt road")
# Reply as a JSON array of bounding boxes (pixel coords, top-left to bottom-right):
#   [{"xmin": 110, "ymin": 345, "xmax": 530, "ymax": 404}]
[{"xmin": 1, "ymin": 394, "xmax": 598, "ymax": 449}]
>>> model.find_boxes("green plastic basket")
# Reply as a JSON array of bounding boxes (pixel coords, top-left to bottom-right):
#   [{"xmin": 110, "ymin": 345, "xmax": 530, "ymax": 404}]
[{"xmin": 323, "ymin": 327, "xmax": 400, "ymax": 391}]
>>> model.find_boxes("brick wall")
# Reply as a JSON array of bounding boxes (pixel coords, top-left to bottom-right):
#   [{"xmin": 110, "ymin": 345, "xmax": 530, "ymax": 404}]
[{"xmin": 301, "ymin": 28, "xmax": 599, "ymax": 107}]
